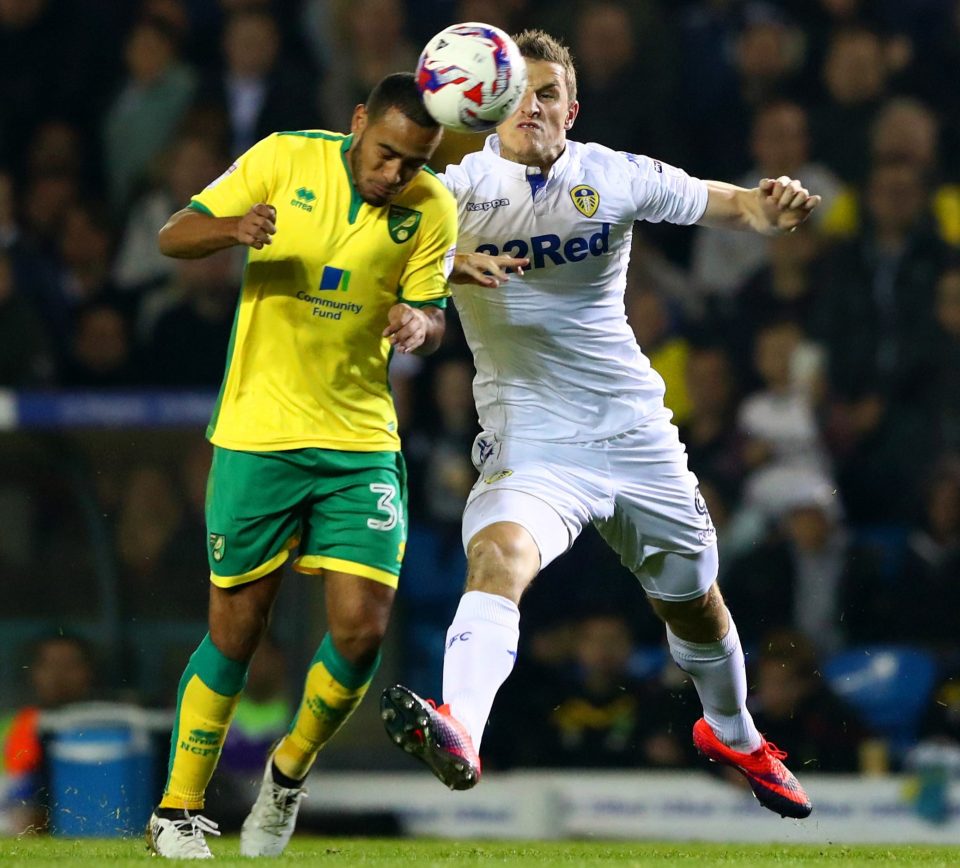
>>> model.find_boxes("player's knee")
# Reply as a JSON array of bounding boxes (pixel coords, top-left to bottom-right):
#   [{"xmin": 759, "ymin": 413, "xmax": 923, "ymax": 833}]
[
  {"xmin": 465, "ymin": 524, "xmax": 539, "ymax": 601},
  {"xmin": 208, "ymin": 587, "xmax": 275, "ymax": 662},
  {"xmin": 328, "ymin": 600, "xmax": 390, "ymax": 668},
  {"xmin": 653, "ymin": 582, "xmax": 728, "ymax": 642},
  {"xmin": 328, "ymin": 621, "xmax": 386, "ymax": 669}
]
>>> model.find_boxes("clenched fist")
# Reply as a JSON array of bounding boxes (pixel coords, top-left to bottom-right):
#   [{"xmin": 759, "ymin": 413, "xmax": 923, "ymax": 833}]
[{"xmin": 236, "ymin": 203, "xmax": 277, "ymax": 249}]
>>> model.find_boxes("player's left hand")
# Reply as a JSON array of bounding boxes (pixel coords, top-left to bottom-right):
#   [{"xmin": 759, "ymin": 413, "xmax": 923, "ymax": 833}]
[
  {"xmin": 758, "ymin": 176, "xmax": 821, "ymax": 234},
  {"xmin": 383, "ymin": 303, "xmax": 429, "ymax": 353},
  {"xmin": 451, "ymin": 252, "xmax": 528, "ymax": 287}
]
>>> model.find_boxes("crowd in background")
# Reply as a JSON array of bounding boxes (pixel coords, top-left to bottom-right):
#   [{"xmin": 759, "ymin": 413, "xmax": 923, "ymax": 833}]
[{"xmin": 2, "ymin": 0, "xmax": 960, "ymax": 789}]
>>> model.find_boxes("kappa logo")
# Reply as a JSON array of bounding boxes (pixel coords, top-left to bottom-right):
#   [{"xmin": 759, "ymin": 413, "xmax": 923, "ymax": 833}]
[
  {"xmin": 387, "ymin": 205, "xmax": 422, "ymax": 243},
  {"xmin": 209, "ymin": 533, "xmax": 226, "ymax": 562},
  {"xmin": 466, "ymin": 198, "xmax": 510, "ymax": 212},
  {"xmin": 570, "ymin": 184, "xmax": 600, "ymax": 217},
  {"xmin": 484, "ymin": 470, "xmax": 514, "ymax": 484},
  {"xmin": 291, "ymin": 186, "xmax": 316, "ymax": 212}
]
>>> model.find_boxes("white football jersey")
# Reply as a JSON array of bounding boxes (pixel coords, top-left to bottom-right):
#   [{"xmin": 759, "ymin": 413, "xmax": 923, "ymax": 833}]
[{"xmin": 440, "ymin": 135, "xmax": 708, "ymax": 443}]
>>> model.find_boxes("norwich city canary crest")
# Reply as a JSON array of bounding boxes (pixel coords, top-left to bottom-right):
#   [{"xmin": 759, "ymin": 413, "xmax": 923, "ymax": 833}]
[
  {"xmin": 387, "ymin": 206, "xmax": 422, "ymax": 243},
  {"xmin": 209, "ymin": 533, "xmax": 226, "ymax": 562},
  {"xmin": 570, "ymin": 185, "xmax": 600, "ymax": 217}
]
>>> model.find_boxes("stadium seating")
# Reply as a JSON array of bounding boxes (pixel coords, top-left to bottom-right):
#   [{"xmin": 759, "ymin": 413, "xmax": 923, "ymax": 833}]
[{"xmin": 824, "ymin": 645, "xmax": 939, "ymax": 759}]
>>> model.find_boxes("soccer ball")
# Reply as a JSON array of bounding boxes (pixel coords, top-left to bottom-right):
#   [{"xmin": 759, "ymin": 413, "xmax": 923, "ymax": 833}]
[{"xmin": 416, "ymin": 22, "xmax": 528, "ymax": 133}]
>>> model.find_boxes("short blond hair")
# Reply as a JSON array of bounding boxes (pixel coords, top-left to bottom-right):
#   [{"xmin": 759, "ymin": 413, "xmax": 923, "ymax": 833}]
[{"xmin": 513, "ymin": 29, "xmax": 577, "ymax": 102}]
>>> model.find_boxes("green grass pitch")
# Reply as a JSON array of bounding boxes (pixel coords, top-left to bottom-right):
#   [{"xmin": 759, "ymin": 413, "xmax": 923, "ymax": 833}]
[{"xmin": 1, "ymin": 837, "xmax": 959, "ymax": 867}]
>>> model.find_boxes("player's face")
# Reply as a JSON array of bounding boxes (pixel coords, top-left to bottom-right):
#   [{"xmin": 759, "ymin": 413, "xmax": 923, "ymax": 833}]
[
  {"xmin": 349, "ymin": 105, "xmax": 442, "ymax": 206},
  {"xmin": 497, "ymin": 60, "xmax": 579, "ymax": 171}
]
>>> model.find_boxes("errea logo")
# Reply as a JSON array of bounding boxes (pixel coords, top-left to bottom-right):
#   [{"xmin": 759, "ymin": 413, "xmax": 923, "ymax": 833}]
[{"xmin": 291, "ymin": 187, "xmax": 316, "ymax": 212}]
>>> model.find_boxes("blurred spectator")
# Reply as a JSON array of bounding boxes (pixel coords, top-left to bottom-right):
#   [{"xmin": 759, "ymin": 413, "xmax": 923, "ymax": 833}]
[
  {"xmin": 894, "ymin": 462, "xmax": 960, "ymax": 649},
  {"xmin": 677, "ymin": 345, "xmax": 745, "ymax": 504},
  {"xmin": 141, "ymin": 251, "xmax": 238, "ymax": 386},
  {"xmin": 320, "ymin": 0, "xmax": 418, "ymax": 131},
  {"xmin": 60, "ymin": 302, "xmax": 139, "ymax": 388},
  {"xmin": 1, "ymin": 634, "xmax": 97, "ymax": 833},
  {"xmin": 114, "ymin": 133, "xmax": 225, "ymax": 293},
  {"xmin": 406, "ymin": 355, "xmax": 477, "ymax": 530},
  {"xmin": 0, "ymin": 0, "xmax": 110, "ymax": 171},
  {"xmin": 918, "ymin": 264, "xmax": 960, "ymax": 454},
  {"xmin": 113, "ymin": 464, "xmax": 207, "ymax": 618},
  {"xmin": 821, "ymin": 98, "xmax": 960, "ymax": 246},
  {"xmin": 487, "ymin": 613, "xmax": 696, "ymax": 769},
  {"xmin": 710, "ymin": 223, "xmax": 824, "ymax": 382},
  {"xmin": 627, "ymin": 289, "xmax": 692, "ymax": 427},
  {"xmin": 569, "ymin": 1, "xmax": 681, "ymax": 159},
  {"xmin": 19, "ymin": 172, "xmax": 78, "ymax": 259},
  {"xmin": 737, "ymin": 319, "xmax": 832, "ymax": 518},
  {"xmin": 691, "ymin": 100, "xmax": 841, "ymax": 297},
  {"xmin": 57, "ymin": 202, "xmax": 121, "ymax": 308},
  {"xmin": 197, "ymin": 7, "xmax": 320, "ymax": 159},
  {"xmin": 0, "ymin": 249, "xmax": 55, "ymax": 386},
  {"xmin": 812, "ymin": 26, "xmax": 889, "ymax": 183},
  {"xmin": 102, "ymin": 15, "xmax": 198, "ymax": 211},
  {"xmin": 815, "ymin": 160, "xmax": 949, "ymax": 522},
  {"xmin": 723, "ymin": 475, "xmax": 889, "ymax": 655},
  {"xmin": 748, "ymin": 629, "xmax": 869, "ymax": 772},
  {"xmin": 24, "ymin": 119, "xmax": 87, "ymax": 185},
  {"xmin": 688, "ymin": 4, "xmax": 805, "ymax": 178}
]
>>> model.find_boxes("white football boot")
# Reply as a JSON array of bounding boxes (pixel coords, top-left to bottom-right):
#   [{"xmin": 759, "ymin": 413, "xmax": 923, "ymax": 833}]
[
  {"xmin": 146, "ymin": 809, "xmax": 220, "ymax": 859},
  {"xmin": 240, "ymin": 754, "xmax": 307, "ymax": 857}
]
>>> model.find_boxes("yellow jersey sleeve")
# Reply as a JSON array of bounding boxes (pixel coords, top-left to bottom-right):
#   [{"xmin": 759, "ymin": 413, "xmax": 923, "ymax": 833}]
[
  {"xmin": 398, "ymin": 183, "xmax": 458, "ymax": 307},
  {"xmin": 190, "ymin": 134, "xmax": 279, "ymax": 217}
]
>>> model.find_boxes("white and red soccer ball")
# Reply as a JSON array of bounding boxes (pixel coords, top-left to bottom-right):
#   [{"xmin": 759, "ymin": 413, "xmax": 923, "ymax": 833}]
[{"xmin": 416, "ymin": 22, "xmax": 528, "ymax": 133}]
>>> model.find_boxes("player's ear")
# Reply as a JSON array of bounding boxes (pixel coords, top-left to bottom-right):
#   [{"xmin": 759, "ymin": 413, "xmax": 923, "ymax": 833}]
[
  {"xmin": 351, "ymin": 104, "xmax": 368, "ymax": 135},
  {"xmin": 564, "ymin": 100, "xmax": 579, "ymax": 131}
]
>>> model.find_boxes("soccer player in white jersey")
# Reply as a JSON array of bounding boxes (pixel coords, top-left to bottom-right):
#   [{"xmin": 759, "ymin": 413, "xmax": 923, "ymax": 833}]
[{"xmin": 383, "ymin": 30, "xmax": 819, "ymax": 819}]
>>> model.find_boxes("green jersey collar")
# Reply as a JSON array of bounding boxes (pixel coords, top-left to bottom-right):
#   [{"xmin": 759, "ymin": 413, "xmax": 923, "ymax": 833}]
[{"xmin": 340, "ymin": 134, "xmax": 364, "ymax": 224}]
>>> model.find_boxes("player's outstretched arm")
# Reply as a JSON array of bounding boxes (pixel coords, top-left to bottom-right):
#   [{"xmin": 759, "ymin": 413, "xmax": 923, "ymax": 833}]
[
  {"xmin": 158, "ymin": 203, "xmax": 277, "ymax": 258},
  {"xmin": 451, "ymin": 252, "xmax": 528, "ymax": 287},
  {"xmin": 383, "ymin": 303, "xmax": 446, "ymax": 355},
  {"xmin": 699, "ymin": 176, "xmax": 821, "ymax": 236}
]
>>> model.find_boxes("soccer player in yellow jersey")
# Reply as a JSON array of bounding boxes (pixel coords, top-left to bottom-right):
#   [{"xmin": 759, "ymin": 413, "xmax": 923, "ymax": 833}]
[{"xmin": 146, "ymin": 73, "xmax": 459, "ymax": 859}]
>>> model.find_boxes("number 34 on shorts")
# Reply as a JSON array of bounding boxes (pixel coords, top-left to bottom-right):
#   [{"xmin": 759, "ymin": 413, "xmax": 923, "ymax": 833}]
[{"xmin": 205, "ymin": 446, "xmax": 408, "ymax": 589}]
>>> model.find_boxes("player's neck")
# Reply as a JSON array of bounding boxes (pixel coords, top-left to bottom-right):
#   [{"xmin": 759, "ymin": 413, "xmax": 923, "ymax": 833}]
[{"xmin": 499, "ymin": 143, "xmax": 565, "ymax": 177}]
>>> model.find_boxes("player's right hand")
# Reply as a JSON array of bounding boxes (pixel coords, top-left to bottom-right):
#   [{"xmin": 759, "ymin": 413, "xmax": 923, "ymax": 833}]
[
  {"xmin": 451, "ymin": 252, "xmax": 528, "ymax": 287},
  {"xmin": 236, "ymin": 203, "xmax": 277, "ymax": 249}
]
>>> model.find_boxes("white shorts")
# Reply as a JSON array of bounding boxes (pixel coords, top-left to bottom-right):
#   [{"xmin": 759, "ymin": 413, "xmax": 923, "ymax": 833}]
[{"xmin": 461, "ymin": 407, "xmax": 717, "ymax": 600}]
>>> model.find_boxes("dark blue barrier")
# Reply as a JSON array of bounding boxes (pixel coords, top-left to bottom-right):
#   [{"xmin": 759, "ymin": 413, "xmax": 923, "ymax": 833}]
[{"xmin": 0, "ymin": 390, "xmax": 216, "ymax": 430}]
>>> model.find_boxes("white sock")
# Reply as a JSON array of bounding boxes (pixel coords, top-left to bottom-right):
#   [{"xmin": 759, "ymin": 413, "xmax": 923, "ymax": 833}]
[
  {"xmin": 666, "ymin": 611, "xmax": 762, "ymax": 753},
  {"xmin": 442, "ymin": 590, "xmax": 520, "ymax": 752}
]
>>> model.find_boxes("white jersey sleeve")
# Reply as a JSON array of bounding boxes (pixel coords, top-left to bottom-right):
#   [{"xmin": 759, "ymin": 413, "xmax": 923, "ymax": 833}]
[{"xmin": 622, "ymin": 152, "xmax": 708, "ymax": 226}]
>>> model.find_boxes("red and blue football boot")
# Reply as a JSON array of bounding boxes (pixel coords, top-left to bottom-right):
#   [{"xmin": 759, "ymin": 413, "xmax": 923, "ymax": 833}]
[
  {"xmin": 380, "ymin": 684, "xmax": 481, "ymax": 791},
  {"xmin": 693, "ymin": 717, "xmax": 812, "ymax": 818}
]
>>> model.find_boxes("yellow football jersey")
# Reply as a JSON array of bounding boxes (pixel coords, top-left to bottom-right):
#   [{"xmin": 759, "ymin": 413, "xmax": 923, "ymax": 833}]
[{"xmin": 190, "ymin": 131, "xmax": 458, "ymax": 452}]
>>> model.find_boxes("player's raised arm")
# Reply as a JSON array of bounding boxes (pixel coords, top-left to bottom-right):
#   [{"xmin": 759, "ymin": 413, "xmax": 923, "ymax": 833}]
[
  {"xmin": 698, "ymin": 176, "xmax": 821, "ymax": 236},
  {"xmin": 158, "ymin": 203, "xmax": 277, "ymax": 259}
]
